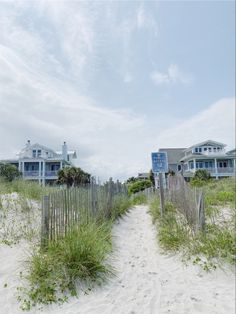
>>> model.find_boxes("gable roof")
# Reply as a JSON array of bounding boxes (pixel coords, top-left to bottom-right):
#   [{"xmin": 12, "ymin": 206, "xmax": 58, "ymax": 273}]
[
  {"xmin": 19, "ymin": 143, "xmax": 57, "ymax": 155},
  {"xmin": 184, "ymin": 140, "xmax": 226, "ymax": 152},
  {"xmin": 227, "ymin": 148, "xmax": 236, "ymax": 155}
]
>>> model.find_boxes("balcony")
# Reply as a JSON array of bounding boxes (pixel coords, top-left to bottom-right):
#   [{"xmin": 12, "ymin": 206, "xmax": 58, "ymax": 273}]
[
  {"xmin": 23, "ymin": 171, "xmax": 39, "ymax": 177},
  {"xmin": 23, "ymin": 171, "xmax": 58, "ymax": 177},
  {"xmin": 184, "ymin": 167, "xmax": 235, "ymax": 177},
  {"xmin": 45, "ymin": 171, "xmax": 58, "ymax": 177}
]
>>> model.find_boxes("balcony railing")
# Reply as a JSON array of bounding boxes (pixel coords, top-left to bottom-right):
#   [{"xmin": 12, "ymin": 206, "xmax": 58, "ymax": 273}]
[
  {"xmin": 23, "ymin": 171, "xmax": 58, "ymax": 177},
  {"xmin": 45, "ymin": 171, "xmax": 58, "ymax": 177},
  {"xmin": 23, "ymin": 171, "xmax": 39, "ymax": 177},
  {"xmin": 187, "ymin": 167, "xmax": 235, "ymax": 174}
]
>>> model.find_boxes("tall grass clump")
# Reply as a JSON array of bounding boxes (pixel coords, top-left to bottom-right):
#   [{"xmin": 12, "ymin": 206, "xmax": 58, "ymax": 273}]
[
  {"xmin": 111, "ymin": 195, "xmax": 131, "ymax": 220},
  {"xmin": 0, "ymin": 179, "xmax": 51, "ymax": 200},
  {"xmin": 19, "ymin": 222, "xmax": 113, "ymax": 310},
  {"xmin": 131, "ymin": 193, "xmax": 148, "ymax": 205},
  {"xmin": 149, "ymin": 178, "xmax": 236, "ymax": 271}
]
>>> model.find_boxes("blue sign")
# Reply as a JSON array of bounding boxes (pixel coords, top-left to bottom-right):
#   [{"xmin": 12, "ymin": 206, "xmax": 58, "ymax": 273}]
[{"xmin": 151, "ymin": 152, "xmax": 168, "ymax": 173}]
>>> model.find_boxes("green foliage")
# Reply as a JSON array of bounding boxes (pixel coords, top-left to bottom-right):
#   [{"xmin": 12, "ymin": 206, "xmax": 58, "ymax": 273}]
[
  {"xmin": 110, "ymin": 196, "xmax": 131, "ymax": 220},
  {"xmin": 0, "ymin": 179, "xmax": 50, "ymax": 200},
  {"xmin": 148, "ymin": 196, "xmax": 161, "ymax": 223},
  {"xmin": 131, "ymin": 194, "xmax": 147, "ymax": 205},
  {"xmin": 57, "ymin": 167, "xmax": 91, "ymax": 187},
  {"xmin": 191, "ymin": 169, "xmax": 211, "ymax": 187},
  {"xmin": 128, "ymin": 179, "xmax": 152, "ymax": 195},
  {"xmin": 126, "ymin": 176, "xmax": 137, "ymax": 184},
  {"xmin": 0, "ymin": 164, "xmax": 21, "ymax": 182},
  {"xmin": 19, "ymin": 223, "xmax": 113, "ymax": 309},
  {"xmin": 148, "ymin": 178, "xmax": 236, "ymax": 270},
  {"xmin": 204, "ymin": 178, "xmax": 236, "ymax": 209},
  {"xmin": 190, "ymin": 224, "xmax": 236, "ymax": 264}
]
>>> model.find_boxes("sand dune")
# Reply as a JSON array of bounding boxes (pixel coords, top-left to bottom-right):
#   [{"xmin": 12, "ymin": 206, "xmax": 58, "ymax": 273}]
[{"xmin": 0, "ymin": 205, "xmax": 235, "ymax": 314}]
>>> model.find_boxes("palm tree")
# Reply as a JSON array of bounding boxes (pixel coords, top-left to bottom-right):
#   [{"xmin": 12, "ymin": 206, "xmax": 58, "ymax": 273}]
[{"xmin": 57, "ymin": 167, "xmax": 91, "ymax": 187}]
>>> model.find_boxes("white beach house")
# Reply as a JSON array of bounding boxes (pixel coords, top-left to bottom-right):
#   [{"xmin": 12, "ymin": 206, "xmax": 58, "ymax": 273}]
[
  {"xmin": 0, "ymin": 140, "xmax": 77, "ymax": 185},
  {"xmin": 179, "ymin": 140, "xmax": 236, "ymax": 179},
  {"xmin": 158, "ymin": 140, "xmax": 236, "ymax": 179}
]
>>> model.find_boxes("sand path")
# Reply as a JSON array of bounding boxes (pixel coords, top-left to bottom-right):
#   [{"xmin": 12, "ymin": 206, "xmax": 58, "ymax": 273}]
[{"xmin": 0, "ymin": 205, "xmax": 235, "ymax": 314}]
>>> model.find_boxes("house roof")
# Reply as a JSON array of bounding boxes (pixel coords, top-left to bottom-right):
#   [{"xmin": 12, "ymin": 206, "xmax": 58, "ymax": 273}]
[
  {"xmin": 19, "ymin": 143, "xmax": 56, "ymax": 155},
  {"xmin": 227, "ymin": 148, "xmax": 236, "ymax": 155},
  {"xmin": 158, "ymin": 148, "xmax": 186, "ymax": 164},
  {"xmin": 184, "ymin": 140, "xmax": 226, "ymax": 152}
]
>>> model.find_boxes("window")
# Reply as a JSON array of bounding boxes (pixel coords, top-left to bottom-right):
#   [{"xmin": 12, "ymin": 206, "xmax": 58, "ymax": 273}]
[
  {"xmin": 32, "ymin": 150, "xmax": 36, "ymax": 158},
  {"xmin": 37, "ymin": 150, "xmax": 42, "ymax": 157},
  {"xmin": 199, "ymin": 147, "xmax": 202, "ymax": 152},
  {"xmin": 208, "ymin": 147, "xmax": 212, "ymax": 152},
  {"xmin": 213, "ymin": 147, "xmax": 216, "ymax": 152},
  {"xmin": 205, "ymin": 162, "xmax": 208, "ymax": 168},
  {"xmin": 204, "ymin": 147, "xmax": 207, "ymax": 151},
  {"xmin": 195, "ymin": 148, "xmax": 199, "ymax": 153}
]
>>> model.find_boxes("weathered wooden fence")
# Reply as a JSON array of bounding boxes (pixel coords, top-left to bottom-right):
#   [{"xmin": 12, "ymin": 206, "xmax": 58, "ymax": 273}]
[
  {"xmin": 41, "ymin": 179, "xmax": 128, "ymax": 247},
  {"xmin": 167, "ymin": 173, "xmax": 205, "ymax": 232}
]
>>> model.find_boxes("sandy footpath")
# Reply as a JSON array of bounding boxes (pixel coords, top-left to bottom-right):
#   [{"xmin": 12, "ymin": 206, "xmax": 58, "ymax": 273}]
[{"xmin": 0, "ymin": 205, "xmax": 235, "ymax": 314}]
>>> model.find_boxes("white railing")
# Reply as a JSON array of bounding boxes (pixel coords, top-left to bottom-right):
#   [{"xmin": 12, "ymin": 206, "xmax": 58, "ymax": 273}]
[
  {"xmin": 23, "ymin": 171, "xmax": 39, "ymax": 177},
  {"xmin": 23, "ymin": 171, "xmax": 58, "ymax": 177},
  {"xmin": 45, "ymin": 171, "xmax": 58, "ymax": 177}
]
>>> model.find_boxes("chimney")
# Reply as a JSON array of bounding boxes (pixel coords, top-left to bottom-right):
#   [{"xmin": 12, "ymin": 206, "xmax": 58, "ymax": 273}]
[
  {"xmin": 26, "ymin": 140, "xmax": 31, "ymax": 147},
  {"xmin": 62, "ymin": 141, "xmax": 68, "ymax": 161}
]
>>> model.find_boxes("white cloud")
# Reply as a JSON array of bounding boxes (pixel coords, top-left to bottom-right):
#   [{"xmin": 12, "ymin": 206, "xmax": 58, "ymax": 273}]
[
  {"xmin": 0, "ymin": 2, "xmax": 234, "ymax": 181},
  {"xmin": 155, "ymin": 98, "xmax": 235, "ymax": 150},
  {"xmin": 151, "ymin": 64, "xmax": 193, "ymax": 85}
]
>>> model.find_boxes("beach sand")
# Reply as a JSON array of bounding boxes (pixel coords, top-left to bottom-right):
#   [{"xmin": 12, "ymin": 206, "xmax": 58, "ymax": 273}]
[{"xmin": 0, "ymin": 205, "xmax": 235, "ymax": 314}]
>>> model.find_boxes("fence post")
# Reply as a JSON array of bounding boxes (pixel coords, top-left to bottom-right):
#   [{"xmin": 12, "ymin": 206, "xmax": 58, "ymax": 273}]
[
  {"xmin": 106, "ymin": 178, "xmax": 113, "ymax": 218},
  {"xmin": 198, "ymin": 190, "xmax": 205, "ymax": 232},
  {"xmin": 41, "ymin": 195, "xmax": 50, "ymax": 248},
  {"xmin": 159, "ymin": 173, "xmax": 165, "ymax": 216}
]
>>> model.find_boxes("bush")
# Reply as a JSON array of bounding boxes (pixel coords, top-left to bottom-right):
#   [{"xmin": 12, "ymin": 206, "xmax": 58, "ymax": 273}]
[
  {"xmin": 0, "ymin": 164, "xmax": 21, "ymax": 182},
  {"xmin": 191, "ymin": 169, "xmax": 211, "ymax": 187},
  {"xmin": 128, "ymin": 179, "xmax": 152, "ymax": 195}
]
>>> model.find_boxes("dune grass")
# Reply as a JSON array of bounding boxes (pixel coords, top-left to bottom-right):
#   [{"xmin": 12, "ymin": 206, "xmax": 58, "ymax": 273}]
[
  {"xmin": 149, "ymin": 178, "xmax": 236, "ymax": 271},
  {"xmin": 16, "ymin": 188, "xmax": 131, "ymax": 310},
  {"xmin": 18, "ymin": 222, "xmax": 113, "ymax": 310},
  {"xmin": 0, "ymin": 179, "xmax": 51, "ymax": 201}
]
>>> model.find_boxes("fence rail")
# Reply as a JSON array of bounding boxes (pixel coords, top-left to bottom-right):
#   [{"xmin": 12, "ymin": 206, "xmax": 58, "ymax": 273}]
[
  {"xmin": 167, "ymin": 173, "xmax": 205, "ymax": 232},
  {"xmin": 41, "ymin": 179, "xmax": 128, "ymax": 247}
]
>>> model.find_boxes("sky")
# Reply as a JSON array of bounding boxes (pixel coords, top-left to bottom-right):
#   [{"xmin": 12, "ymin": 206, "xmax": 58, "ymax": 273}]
[{"xmin": 0, "ymin": 0, "xmax": 235, "ymax": 181}]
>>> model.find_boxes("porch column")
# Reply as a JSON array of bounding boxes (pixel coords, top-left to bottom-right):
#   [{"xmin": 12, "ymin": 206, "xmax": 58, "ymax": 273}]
[
  {"xmin": 22, "ymin": 161, "xmax": 25, "ymax": 177},
  {"xmin": 39, "ymin": 162, "xmax": 41, "ymax": 177},
  {"xmin": 60, "ymin": 161, "xmax": 63, "ymax": 170},
  {"xmin": 233, "ymin": 158, "xmax": 236, "ymax": 175},
  {"xmin": 42, "ymin": 162, "xmax": 45, "ymax": 177},
  {"xmin": 193, "ymin": 159, "xmax": 196, "ymax": 172},
  {"xmin": 214, "ymin": 158, "xmax": 218, "ymax": 179}
]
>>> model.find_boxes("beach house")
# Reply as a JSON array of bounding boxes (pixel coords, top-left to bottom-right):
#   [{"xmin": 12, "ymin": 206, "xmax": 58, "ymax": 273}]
[
  {"xmin": 158, "ymin": 140, "xmax": 236, "ymax": 179},
  {"xmin": 0, "ymin": 140, "xmax": 77, "ymax": 185}
]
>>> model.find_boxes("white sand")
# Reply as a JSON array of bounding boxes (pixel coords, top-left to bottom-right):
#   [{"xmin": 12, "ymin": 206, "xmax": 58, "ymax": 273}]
[{"xmin": 0, "ymin": 205, "xmax": 235, "ymax": 314}]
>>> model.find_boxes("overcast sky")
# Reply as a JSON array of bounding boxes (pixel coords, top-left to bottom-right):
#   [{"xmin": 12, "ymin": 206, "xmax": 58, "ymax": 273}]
[{"xmin": 0, "ymin": 0, "xmax": 235, "ymax": 180}]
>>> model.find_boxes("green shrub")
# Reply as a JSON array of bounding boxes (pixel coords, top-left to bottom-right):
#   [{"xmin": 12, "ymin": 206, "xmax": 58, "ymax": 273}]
[
  {"xmin": 128, "ymin": 179, "xmax": 152, "ymax": 195},
  {"xmin": 0, "ymin": 164, "xmax": 21, "ymax": 182},
  {"xmin": 19, "ymin": 223, "xmax": 113, "ymax": 309}
]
